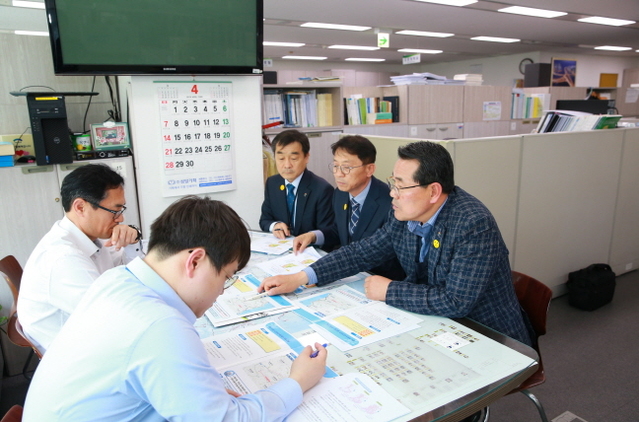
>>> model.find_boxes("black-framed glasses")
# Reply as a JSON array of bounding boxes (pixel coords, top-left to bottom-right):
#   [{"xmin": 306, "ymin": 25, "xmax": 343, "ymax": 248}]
[
  {"xmin": 224, "ymin": 275, "xmax": 239, "ymax": 290},
  {"xmin": 91, "ymin": 203, "xmax": 126, "ymax": 219},
  {"xmin": 387, "ymin": 177, "xmax": 431, "ymax": 196},
  {"xmin": 328, "ymin": 163, "xmax": 365, "ymax": 175}
]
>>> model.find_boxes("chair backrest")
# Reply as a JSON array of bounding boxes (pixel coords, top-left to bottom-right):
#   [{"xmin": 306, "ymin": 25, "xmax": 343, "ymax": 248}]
[
  {"xmin": 0, "ymin": 255, "xmax": 23, "ymax": 300},
  {"xmin": 0, "ymin": 405, "xmax": 23, "ymax": 422},
  {"xmin": 512, "ymin": 271, "xmax": 552, "ymax": 338}
]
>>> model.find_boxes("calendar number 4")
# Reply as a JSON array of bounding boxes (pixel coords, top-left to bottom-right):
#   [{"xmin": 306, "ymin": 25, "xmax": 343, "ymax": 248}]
[{"xmin": 191, "ymin": 85, "xmax": 199, "ymax": 94}]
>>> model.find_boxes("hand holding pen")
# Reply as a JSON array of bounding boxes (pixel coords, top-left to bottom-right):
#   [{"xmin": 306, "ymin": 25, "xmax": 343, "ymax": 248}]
[{"xmin": 272, "ymin": 223, "xmax": 290, "ymax": 239}]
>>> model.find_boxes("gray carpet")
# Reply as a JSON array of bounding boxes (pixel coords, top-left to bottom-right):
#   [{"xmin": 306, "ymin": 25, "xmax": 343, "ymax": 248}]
[{"xmin": 2, "ymin": 270, "xmax": 637, "ymax": 420}]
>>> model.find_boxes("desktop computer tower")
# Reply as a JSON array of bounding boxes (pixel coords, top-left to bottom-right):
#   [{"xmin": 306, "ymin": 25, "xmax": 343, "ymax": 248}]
[{"xmin": 26, "ymin": 94, "xmax": 74, "ymax": 166}]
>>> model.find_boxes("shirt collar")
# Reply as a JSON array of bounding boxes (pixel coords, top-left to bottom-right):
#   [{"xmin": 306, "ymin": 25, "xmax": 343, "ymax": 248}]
[
  {"xmin": 349, "ymin": 177, "xmax": 372, "ymax": 208},
  {"xmin": 126, "ymin": 257, "xmax": 197, "ymax": 324},
  {"xmin": 285, "ymin": 171, "xmax": 304, "ymax": 191},
  {"xmin": 407, "ymin": 197, "xmax": 448, "ymax": 233},
  {"xmin": 60, "ymin": 215, "xmax": 103, "ymax": 257}
]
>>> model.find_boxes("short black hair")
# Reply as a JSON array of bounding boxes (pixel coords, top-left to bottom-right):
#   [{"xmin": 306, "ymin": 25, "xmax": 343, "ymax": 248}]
[
  {"xmin": 148, "ymin": 196, "xmax": 250, "ymax": 272},
  {"xmin": 397, "ymin": 141, "xmax": 455, "ymax": 193},
  {"xmin": 60, "ymin": 164, "xmax": 124, "ymax": 212},
  {"xmin": 271, "ymin": 129, "xmax": 310, "ymax": 155},
  {"xmin": 331, "ymin": 135, "xmax": 376, "ymax": 165}
]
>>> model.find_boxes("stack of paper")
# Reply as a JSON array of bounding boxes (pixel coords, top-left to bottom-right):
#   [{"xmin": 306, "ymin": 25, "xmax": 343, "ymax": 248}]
[{"xmin": 454, "ymin": 74, "xmax": 484, "ymax": 85}]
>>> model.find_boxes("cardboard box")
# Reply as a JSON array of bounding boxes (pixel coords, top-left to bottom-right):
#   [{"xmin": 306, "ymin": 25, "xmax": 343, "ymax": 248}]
[{"xmin": 0, "ymin": 133, "xmax": 36, "ymax": 157}]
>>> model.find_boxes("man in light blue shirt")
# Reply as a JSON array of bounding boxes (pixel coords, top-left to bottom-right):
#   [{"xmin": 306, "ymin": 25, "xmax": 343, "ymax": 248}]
[{"xmin": 23, "ymin": 196, "xmax": 327, "ymax": 422}]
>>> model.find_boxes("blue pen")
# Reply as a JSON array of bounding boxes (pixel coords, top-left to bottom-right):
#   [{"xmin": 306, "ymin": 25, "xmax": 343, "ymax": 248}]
[{"xmin": 310, "ymin": 343, "xmax": 328, "ymax": 358}]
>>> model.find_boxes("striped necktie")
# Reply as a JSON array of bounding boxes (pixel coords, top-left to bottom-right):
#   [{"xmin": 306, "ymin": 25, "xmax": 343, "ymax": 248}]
[{"xmin": 349, "ymin": 198, "xmax": 360, "ymax": 236}]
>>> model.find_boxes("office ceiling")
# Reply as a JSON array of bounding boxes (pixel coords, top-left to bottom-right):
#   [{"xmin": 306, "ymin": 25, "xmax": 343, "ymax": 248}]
[{"xmin": 264, "ymin": 0, "xmax": 639, "ymax": 65}]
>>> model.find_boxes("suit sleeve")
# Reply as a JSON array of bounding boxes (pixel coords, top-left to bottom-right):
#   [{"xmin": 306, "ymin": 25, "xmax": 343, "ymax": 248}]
[
  {"xmin": 259, "ymin": 180, "xmax": 277, "ymax": 232},
  {"xmin": 385, "ymin": 215, "xmax": 503, "ymax": 318},
  {"xmin": 321, "ymin": 191, "xmax": 341, "ymax": 249},
  {"xmin": 313, "ymin": 181, "xmax": 336, "ymax": 241}
]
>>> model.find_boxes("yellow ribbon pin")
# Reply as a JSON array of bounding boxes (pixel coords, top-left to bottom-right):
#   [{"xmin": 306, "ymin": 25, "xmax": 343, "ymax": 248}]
[
  {"xmin": 280, "ymin": 185, "xmax": 285, "ymax": 191},
  {"xmin": 432, "ymin": 239, "xmax": 440, "ymax": 249},
  {"xmin": 343, "ymin": 204, "xmax": 348, "ymax": 210}
]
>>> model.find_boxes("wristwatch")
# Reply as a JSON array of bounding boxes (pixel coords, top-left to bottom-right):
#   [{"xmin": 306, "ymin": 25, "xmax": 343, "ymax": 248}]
[{"xmin": 128, "ymin": 225, "xmax": 142, "ymax": 242}]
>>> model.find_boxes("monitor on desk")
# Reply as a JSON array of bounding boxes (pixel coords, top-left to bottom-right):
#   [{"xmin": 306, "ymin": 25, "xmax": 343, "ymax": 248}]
[{"xmin": 556, "ymin": 99, "xmax": 611, "ymax": 114}]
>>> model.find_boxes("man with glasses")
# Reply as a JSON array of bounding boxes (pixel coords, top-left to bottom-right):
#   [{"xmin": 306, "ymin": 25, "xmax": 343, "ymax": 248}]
[
  {"xmin": 293, "ymin": 135, "xmax": 405, "ymax": 280},
  {"xmin": 19, "ymin": 164, "xmax": 142, "ymax": 354},
  {"xmin": 260, "ymin": 141, "xmax": 533, "ymax": 347},
  {"xmin": 24, "ymin": 196, "xmax": 327, "ymax": 421},
  {"xmin": 259, "ymin": 129, "xmax": 334, "ymax": 244}
]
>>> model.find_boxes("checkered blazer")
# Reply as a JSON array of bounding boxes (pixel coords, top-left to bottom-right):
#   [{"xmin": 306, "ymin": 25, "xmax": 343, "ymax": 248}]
[{"xmin": 311, "ymin": 186, "xmax": 532, "ymax": 346}]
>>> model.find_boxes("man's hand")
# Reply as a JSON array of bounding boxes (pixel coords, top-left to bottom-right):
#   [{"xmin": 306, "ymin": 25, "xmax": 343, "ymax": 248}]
[
  {"xmin": 288, "ymin": 343, "xmax": 327, "ymax": 393},
  {"xmin": 104, "ymin": 225, "xmax": 139, "ymax": 250},
  {"xmin": 293, "ymin": 232, "xmax": 316, "ymax": 254},
  {"xmin": 258, "ymin": 272, "xmax": 309, "ymax": 295},
  {"xmin": 225, "ymin": 389, "xmax": 242, "ymax": 398},
  {"xmin": 364, "ymin": 275, "xmax": 392, "ymax": 301},
  {"xmin": 272, "ymin": 222, "xmax": 290, "ymax": 239}
]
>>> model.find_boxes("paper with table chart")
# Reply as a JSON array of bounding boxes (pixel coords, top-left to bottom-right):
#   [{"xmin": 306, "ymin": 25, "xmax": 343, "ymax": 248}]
[
  {"xmin": 327, "ymin": 316, "xmax": 536, "ymax": 417},
  {"xmin": 255, "ymin": 248, "xmax": 322, "ymax": 275},
  {"xmin": 292, "ymin": 285, "xmax": 422, "ymax": 351},
  {"xmin": 249, "ymin": 231, "xmax": 294, "ymax": 255},
  {"xmin": 202, "ymin": 321, "xmax": 407, "ymax": 422}
]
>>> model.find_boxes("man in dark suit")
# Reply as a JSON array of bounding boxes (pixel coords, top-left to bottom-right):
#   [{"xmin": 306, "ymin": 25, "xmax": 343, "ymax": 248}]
[
  {"xmin": 259, "ymin": 130, "xmax": 334, "ymax": 242},
  {"xmin": 293, "ymin": 135, "xmax": 404, "ymax": 280},
  {"xmin": 260, "ymin": 141, "xmax": 533, "ymax": 346}
]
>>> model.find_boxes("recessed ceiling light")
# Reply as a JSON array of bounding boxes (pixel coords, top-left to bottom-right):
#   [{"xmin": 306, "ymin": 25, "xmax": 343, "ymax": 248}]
[
  {"xmin": 263, "ymin": 41, "xmax": 305, "ymax": 47},
  {"xmin": 12, "ymin": 1, "xmax": 45, "ymax": 9},
  {"xmin": 301, "ymin": 22, "xmax": 371, "ymax": 31},
  {"xmin": 471, "ymin": 36, "xmax": 520, "ymax": 43},
  {"xmin": 14, "ymin": 30, "xmax": 48, "ymax": 36},
  {"xmin": 594, "ymin": 46, "xmax": 632, "ymax": 51},
  {"xmin": 410, "ymin": 0, "xmax": 478, "ymax": 6},
  {"xmin": 345, "ymin": 58, "xmax": 386, "ymax": 62},
  {"xmin": 395, "ymin": 30, "xmax": 454, "ymax": 38},
  {"xmin": 578, "ymin": 17, "xmax": 636, "ymax": 27},
  {"xmin": 498, "ymin": 6, "xmax": 566, "ymax": 19},
  {"xmin": 397, "ymin": 48, "xmax": 443, "ymax": 54},
  {"xmin": 329, "ymin": 45, "xmax": 380, "ymax": 51},
  {"xmin": 282, "ymin": 55, "xmax": 328, "ymax": 60}
]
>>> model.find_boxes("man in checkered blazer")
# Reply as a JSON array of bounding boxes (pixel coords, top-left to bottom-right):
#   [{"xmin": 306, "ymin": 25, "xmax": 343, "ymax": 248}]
[{"xmin": 260, "ymin": 141, "xmax": 533, "ymax": 346}]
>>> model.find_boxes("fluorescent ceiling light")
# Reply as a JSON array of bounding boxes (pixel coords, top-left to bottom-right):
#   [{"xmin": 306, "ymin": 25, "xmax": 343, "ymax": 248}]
[
  {"xmin": 14, "ymin": 30, "xmax": 48, "ymax": 36},
  {"xmin": 395, "ymin": 30, "xmax": 454, "ymax": 38},
  {"xmin": 594, "ymin": 45, "xmax": 632, "ymax": 51},
  {"xmin": 263, "ymin": 41, "xmax": 305, "ymax": 47},
  {"xmin": 498, "ymin": 6, "xmax": 566, "ymax": 19},
  {"xmin": 410, "ymin": 0, "xmax": 477, "ymax": 6},
  {"xmin": 471, "ymin": 36, "xmax": 520, "ymax": 43},
  {"xmin": 328, "ymin": 45, "xmax": 380, "ymax": 51},
  {"xmin": 12, "ymin": 1, "xmax": 45, "ymax": 9},
  {"xmin": 345, "ymin": 58, "xmax": 385, "ymax": 62},
  {"xmin": 301, "ymin": 22, "xmax": 371, "ymax": 31},
  {"xmin": 398, "ymin": 48, "xmax": 443, "ymax": 54},
  {"xmin": 578, "ymin": 16, "xmax": 635, "ymax": 26},
  {"xmin": 282, "ymin": 55, "xmax": 327, "ymax": 60}
]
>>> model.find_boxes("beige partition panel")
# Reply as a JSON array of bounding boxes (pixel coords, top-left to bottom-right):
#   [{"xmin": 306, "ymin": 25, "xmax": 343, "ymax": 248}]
[
  {"xmin": 514, "ymin": 130, "xmax": 624, "ymax": 294},
  {"xmin": 452, "ymin": 137, "xmax": 522, "ymax": 264},
  {"xmin": 609, "ymin": 128, "xmax": 639, "ymax": 275}
]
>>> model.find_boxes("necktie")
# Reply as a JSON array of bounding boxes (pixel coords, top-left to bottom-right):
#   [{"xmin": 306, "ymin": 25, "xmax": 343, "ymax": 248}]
[
  {"xmin": 286, "ymin": 184, "xmax": 296, "ymax": 223},
  {"xmin": 349, "ymin": 198, "xmax": 360, "ymax": 236},
  {"xmin": 410, "ymin": 223, "xmax": 432, "ymax": 263}
]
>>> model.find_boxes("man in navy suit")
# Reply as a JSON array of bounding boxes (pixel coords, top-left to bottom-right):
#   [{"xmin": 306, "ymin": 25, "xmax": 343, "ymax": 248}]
[
  {"xmin": 259, "ymin": 130, "xmax": 334, "ymax": 243},
  {"xmin": 293, "ymin": 135, "xmax": 404, "ymax": 280},
  {"xmin": 260, "ymin": 141, "xmax": 533, "ymax": 346}
]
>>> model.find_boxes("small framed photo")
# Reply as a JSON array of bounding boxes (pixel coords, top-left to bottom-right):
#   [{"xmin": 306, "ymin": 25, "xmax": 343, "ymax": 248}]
[
  {"xmin": 551, "ymin": 58, "xmax": 577, "ymax": 87},
  {"xmin": 90, "ymin": 122, "xmax": 130, "ymax": 151}
]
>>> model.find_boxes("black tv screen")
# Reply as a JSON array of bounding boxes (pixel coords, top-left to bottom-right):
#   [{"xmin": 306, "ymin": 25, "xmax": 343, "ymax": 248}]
[
  {"xmin": 556, "ymin": 100, "xmax": 610, "ymax": 114},
  {"xmin": 44, "ymin": 0, "xmax": 263, "ymax": 75}
]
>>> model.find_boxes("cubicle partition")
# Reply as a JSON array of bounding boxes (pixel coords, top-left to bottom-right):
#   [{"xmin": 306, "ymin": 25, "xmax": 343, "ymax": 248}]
[{"xmin": 365, "ymin": 128, "xmax": 639, "ymax": 296}]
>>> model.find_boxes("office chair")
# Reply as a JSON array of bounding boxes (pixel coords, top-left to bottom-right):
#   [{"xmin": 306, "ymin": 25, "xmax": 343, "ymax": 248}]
[
  {"xmin": 0, "ymin": 255, "xmax": 42, "ymax": 379},
  {"xmin": 506, "ymin": 271, "xmax": 553, "ymax": 422},
  {"xmin": 0, "ymin": 405, "xmax": 22, "ymax": 422}
]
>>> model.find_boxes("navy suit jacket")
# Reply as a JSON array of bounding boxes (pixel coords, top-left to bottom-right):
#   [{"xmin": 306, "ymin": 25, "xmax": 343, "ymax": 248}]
[
  {"xmin": 259, "ymin": 170, "xmax": 334, "ymax": 238},
  {"xmin": 325, "ymin": 177, "xmax": 405, "ymax": 280},
  {"xmin": 311, "ymin": 186, "xmax": 533, "ymax": 346}
]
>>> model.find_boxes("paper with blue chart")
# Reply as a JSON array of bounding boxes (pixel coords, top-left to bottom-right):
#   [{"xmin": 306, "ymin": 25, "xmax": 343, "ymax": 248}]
[{"xmin": 249, "ymin": 231, "xmax": 294, "ymax": 255}]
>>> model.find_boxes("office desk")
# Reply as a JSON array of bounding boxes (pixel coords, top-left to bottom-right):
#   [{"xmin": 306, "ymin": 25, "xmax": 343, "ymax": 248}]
[{"xmin": 196, "ymin": 248, "xmax": 538, "ymax": 422}]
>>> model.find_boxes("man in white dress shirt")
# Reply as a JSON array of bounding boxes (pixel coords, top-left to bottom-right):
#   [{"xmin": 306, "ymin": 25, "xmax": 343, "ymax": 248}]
[{"xmin": 18, "ymin": 163, "xmax": 141, "ymax": 354}]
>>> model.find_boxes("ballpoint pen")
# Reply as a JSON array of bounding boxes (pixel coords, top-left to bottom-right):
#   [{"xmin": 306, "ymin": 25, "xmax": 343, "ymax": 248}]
[
  {"xmin": 310, "ymin": 343, "xmax": 328, "ymax": 358},
  {"xmin": 246, "ymin": 291, "xmax": 271, "ymax": 301}
]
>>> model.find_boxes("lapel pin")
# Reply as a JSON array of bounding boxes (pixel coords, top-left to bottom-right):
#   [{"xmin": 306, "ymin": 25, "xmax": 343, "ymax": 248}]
[
  {"xmin": 433, "ymin": 239, "xmax": 440, "ymax": 249},
  {"xmin": 279, "ymin": 185, "xmax": 285, "ymax": 191},
  {"xmin": 343, "ymin": 204, "xmax": 348, "ymax": 210}
]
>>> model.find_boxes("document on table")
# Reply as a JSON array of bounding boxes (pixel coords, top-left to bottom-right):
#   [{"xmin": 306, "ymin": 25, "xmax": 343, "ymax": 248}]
[
  {"xmin": 250, "ymin": 232, "xmax": 294, "ymax": 255},
  {"xmin": 294, "ymin": 285, "xmax": 422, "ymax": 351},
  {"xmin": 205, "ymin": 272, "xmax": 296, "ymax": 327},
  {"xmin": 287, "ymin": 373, "xmax": 410, "ymax": 422},
  {"xmin": 255, "ymin": 248, "xmax": 321, "ymax": 276}
]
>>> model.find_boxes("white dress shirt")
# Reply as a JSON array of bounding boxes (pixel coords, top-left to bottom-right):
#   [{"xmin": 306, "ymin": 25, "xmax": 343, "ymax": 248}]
[
  {"xmin": 23, "ymin": 258, "xmax": 302, "ymax": 422},
  {"xmin": 18, "ymin": 216, "xmax": 130, "ymax": 354}
]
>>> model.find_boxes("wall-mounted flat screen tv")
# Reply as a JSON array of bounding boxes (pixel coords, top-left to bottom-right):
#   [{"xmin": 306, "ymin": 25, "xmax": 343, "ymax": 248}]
[{"xmin": 44, "ymin": 0, "xmax": 263, "ymax": 75}]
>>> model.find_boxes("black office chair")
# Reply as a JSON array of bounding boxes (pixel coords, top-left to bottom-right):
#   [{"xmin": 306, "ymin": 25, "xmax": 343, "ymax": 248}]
[{"xmin": 0, "ymin": 405, "xmax": 23, "ymax": 422}]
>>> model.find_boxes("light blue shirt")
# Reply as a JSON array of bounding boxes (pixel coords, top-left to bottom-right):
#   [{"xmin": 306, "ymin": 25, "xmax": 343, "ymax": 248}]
[
  {"xmin": 313, "ymin": 177, "xmax": 373, "ymax": 246},
  {"xmin": 23, "ymin": 257, "xmax": 302, "ymax": 422}
]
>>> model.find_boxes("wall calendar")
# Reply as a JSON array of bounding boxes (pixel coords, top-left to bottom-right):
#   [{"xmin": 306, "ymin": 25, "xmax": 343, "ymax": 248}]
[{"xmin": 156, "ymin": 81, "xmax": 236, "ymax": 197}]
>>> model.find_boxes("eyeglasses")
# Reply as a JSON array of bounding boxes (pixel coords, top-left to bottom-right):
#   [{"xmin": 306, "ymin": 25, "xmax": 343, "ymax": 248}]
[
  {"xmin": 91, "ymin": 202, "xmax": 126, "ymax": 219},
  {"xmin": 224, "ymin": 275, "xmax": 239, "ymax": 290},
  {"xmin": 328, "ymin": 163, "xmax": 365, "ymax": 175},
  {"xmin": 387, "ymin": 177, "xmax": 431, "ymax": 196}
]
